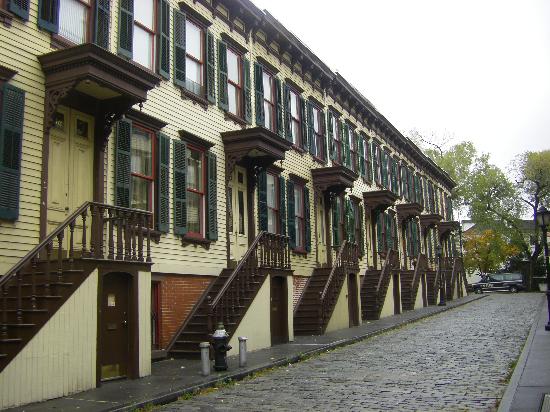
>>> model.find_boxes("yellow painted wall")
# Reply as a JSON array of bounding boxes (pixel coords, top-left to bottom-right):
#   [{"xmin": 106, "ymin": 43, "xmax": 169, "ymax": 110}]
[
  {"xmin": 0, "ymin": 270, "xmax": 98, "ymax": 409},
  {"xmin": 138, "ymin": 271, "xmax": 152, "ymax": 377},
  {"xmin": 414, "ymin": 275, "xmax": 424, "ymax": 309},
  {"xmin": 379, "ymin": 275, "xmax": 396, "ymax": 319},
  {"xmin": 228, "ymin": 276, "xmax": 271, "ymax": 353},
  {"xmin": 325, "ymin": 276, "xmax": 350, "ymax": 333},
  {"xmin": 287, "ymin": 275, "xmax": 294, "ymax": 342}
]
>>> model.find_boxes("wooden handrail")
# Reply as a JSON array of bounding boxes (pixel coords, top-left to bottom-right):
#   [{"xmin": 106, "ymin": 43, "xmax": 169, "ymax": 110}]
[
  {"xmin": 410, "ymin": 253, "xmax": 427, "ymax": 292},
  {"xmin": 320, "ymin": 241, "xmax": 347, "ymax": 301},
  {"xmin": 376, "ymin": 249, "xmax": 397, "ymax": 293}
]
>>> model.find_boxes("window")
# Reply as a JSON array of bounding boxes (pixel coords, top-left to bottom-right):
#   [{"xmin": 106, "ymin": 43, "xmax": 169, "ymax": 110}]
[
  {"xmin": 187, "ymin": 146, "xmax": 206, "ymax": 236},
  {"xmin": 365, "ymin": 139, "xmax": 372, "ymax": 183},
  {"xmin": 289, "ymin": 88, "xmax": 301, "ymax": 146},
  {"xmin": 310, "ymin": 105, "xmax": 325, "ymax": 160},
  {"xmin": 130, "ymin": 126, "xmax": 155, "ymax": 211},
  {"xmin": 58, "ymin": 0, "xmax": 91, "ymax": 44},
  {"xmin": 185, "ymin": 19, "xmax": 204, "ymax": 94},
  {"xmin": 348, "ymin": 126, "xmax": 357, "ymax": 172},
  {"xmin": 332, "ymin": 195, "xmax": 345, "ymax": 246},
  {"xmin": 294, "ymin": 185, "xmax": 305, "ymax": 249},
  {"xmin": 227, "ymin": 48, "xmax": 243, "ymax": 117},
  {"xmin": 133, "ymin": 0, "xmax": 156, "ymax": 70},
  {"xmin": 261, "ymin": 71, "xmax": 276, "ymax": 131},
  {"xmin": 333, "ymin": 118, "xmax": 342, "ymax": 164},
  {"xmin": 372, "ymin": 142, "xmax": 381, "ymax": 185},
  {"xmin": 266, "ymin": 172, "xmax": 279, "ymax": 234}
]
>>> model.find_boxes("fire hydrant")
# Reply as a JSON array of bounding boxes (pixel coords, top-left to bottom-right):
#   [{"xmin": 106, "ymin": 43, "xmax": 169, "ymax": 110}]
[{"xmin": 211, "ymin": 323, "xmax": 232, "ymax": 371}]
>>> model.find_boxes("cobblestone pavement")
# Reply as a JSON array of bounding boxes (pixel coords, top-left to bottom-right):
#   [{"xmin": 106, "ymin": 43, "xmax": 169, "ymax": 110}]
[{"xmin": 160, "ymin": 294, "xmax": 542, "ymax": 412}]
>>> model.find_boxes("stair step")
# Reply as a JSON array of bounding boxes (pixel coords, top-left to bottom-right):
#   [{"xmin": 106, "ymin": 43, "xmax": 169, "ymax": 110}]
[
  {"xmin": 0, "ymin": 323, "xmax": 35, "ymax": 328},
  {"xmin": 0, "ymin": 338, "xmax": 22, "ymax": 344}
]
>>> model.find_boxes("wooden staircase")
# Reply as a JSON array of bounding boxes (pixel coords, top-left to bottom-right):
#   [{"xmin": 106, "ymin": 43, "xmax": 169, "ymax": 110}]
[
  {"xmin": 168, "ymin": 231, "xmax": 290, "ymax": 359},
  {"xmin": 446, "ymin": 257, "xmax": 463, "ymax": 300},
  {"xmin": 294, "ymin": 241, "xmax": 358, "ymax": 336},
  {"xmin": 361, "ymin": 249, "xmax": 399, "ymax": 320},
  {"xmin": 0, "ymin": 202, "xmax": 152, "ymax": 373},
  {"xmin": 400, "ymin": 254, "xmax": 428, "ymax": 311}
]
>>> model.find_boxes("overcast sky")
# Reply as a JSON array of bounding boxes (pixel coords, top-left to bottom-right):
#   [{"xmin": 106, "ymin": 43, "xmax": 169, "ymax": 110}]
[{"xmin": 252, "ymin": 0, "xmax": 550, "ymax": 173}]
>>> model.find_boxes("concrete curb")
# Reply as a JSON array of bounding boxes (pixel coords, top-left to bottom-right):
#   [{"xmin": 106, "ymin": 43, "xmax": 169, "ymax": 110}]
[
  {"xmin": 497, "ymin": 295, "xmax": 546, "ymax": 412},
  {"xmin": 115, "ymin": 295, "xmax": 486, "ymax": 412}
]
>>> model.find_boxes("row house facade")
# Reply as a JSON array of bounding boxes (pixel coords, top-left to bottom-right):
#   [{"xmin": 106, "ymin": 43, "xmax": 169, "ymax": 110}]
[{"xmin": 0, "ymin": 0, "xmax": 466, "ymax": 407}]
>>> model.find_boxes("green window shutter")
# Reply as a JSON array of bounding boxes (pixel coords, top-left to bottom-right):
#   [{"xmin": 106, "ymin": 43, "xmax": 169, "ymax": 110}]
[
  {"xmin": 408, "ymin": 168, "xmax": 414, "ymax": 202},
  {"xmin": 38, "ymin": 0, "xmax": 59, "ymax": 33},
  {"xmin": 376, "ymin": 211, "xmax": 383, "ymax": 253},
  {"xmin": 257, "ymin": 168, "xmax": 267, "ymax": 231},
  {"xmin": 414, "ymin": 175, "xmax": 420, "ymax": 204},
  {"xmin": 243, "ymin": 58, "xmax": 252, "ymax": 123},
  {"xmin": 320, "ymin": 110, "xmax": 327, "ymax": 161},
  {"xmin": 307, "ymin": 102, "xmax": 314, "ymax": 154},
  {"xmin": 217, "ymin": 40, "xmax": 229, "ymax": 111},
  {"xmin": 206, "ymin": 30, "xmax": 216, "ymax": 103},
  {"xmin": 173, "ymin": 9, "xmax": 186, "ymax": 88},
  {"xmin": 254, "ymin": 62, "xmax": 264, "ymax": 126},
  {"xmin": 304, "ymin": 186, "xmax": 311, "ymax": 253},
  {"xmin": 173, "ymin": 140, "xmax": 187, "ymax": 235},
  {"xmin": 283, "ymin": 83, "xmax": 292, "ymax": 141},
  {"xmin": 0, "ymin": 84, "xmax": 25, "ymax": 221},
  {"xmin": 117, "ymin": 0, "xmax": 133, "ymax": 59},
  {"xmin": 392, "ymin": 160, "xmax": 398, "ymax": 195},
  {"xmin": 206, "ymin": 152, "xmax": 218, "ymax": 240},
  {"xmin": 115, "ymin": 119, "xmax": 132, "ymax": 208},
  {"xmin": 9, "ymin": 0, "xmax": 30, "ymax": 21},
  {"xmin": 345, "ymin": 198, "xmax": 354, "ymax": 243},
  {"xmin": 275, "ymin": 78, "xmax": 284, "ymax": 138},
  {"xmin": 358, "ymin": 135, "xmax": 366, "ymax": 177},
  {"xmin": 342, "ymin": 123, "xmax": 350, "ymax": 168},
  {"xmin": 365, "ymin": 140, "xmax": 372, "ymax": 183},
  {"xmin": 279, "ymin": 176, "xmax": 286, "ymax": 236},
  {"xmin": 372, "ymin": 142, "xmax": 379, "ymax": 184},
  {"xmin": 299, "ymin": 97, "xmax": 308, "ymax": 151},
  {"xmin": 327, "ymin": 111, "xmax": 336, "ymax": 161},
  {"xmin": 157, "ymin": 133, "xmax": 170, "ymax": 233},
  {"xmin": 385, "ymin": 213, "xmax": 392, "ymax": 250},
  {"xmin": 331, "ymin": 197, "xmax": 338, "ymax": 247},
  {"xmin": 93, "ymin": 0, "xmax": 110, "ymax": 49},
  {"xmin": 287, "ymin": 179, "xmax": 295, "ymax": 248},
  {"xmin": 157, "ymin": 0, "xmax": 170, "ymax": 79},
  {"xmin": 382, "ymin": 151, "xmax": 389, "ymax": 188},
  {"xmin": 358, "ymin": 204, "xmax": 364, "ymax": 257}
]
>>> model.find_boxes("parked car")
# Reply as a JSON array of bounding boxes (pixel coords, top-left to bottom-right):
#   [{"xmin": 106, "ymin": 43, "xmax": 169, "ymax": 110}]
[{"xmin": 470, "ymin": 273, "xmax": 524, "ymax": 294}]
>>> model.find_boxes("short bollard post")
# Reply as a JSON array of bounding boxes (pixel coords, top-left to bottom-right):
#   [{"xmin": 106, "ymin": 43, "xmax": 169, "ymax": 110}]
[
  {"xmin": 238, "ymin": 336, "xmax": 248, "ymax": 367},
  {"xmin": 200, "ymin": 342, "xmax": 211, "ymax": 376}
]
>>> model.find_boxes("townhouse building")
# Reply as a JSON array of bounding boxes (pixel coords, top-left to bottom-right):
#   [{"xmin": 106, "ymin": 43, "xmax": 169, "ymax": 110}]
[{"xmin": 0, "ymin": 0, "xmax": 466, "ymax": 407}]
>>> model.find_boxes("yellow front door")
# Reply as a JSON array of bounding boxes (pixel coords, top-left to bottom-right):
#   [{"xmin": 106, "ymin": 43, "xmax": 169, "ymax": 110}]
[
  {"xmin": 47, "ymin": 106, "xmax": 94, "ymax": 234},
  {"xmin": 229, "ymin": 166, "xmax": 248, "ymax": 262},
  {"xmin": 317, "ymin": 195, "xmax": 327, "ymax": 266}
]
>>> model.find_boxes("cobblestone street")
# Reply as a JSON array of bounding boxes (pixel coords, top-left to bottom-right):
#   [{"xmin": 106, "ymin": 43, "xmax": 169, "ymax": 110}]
[{"xmin": 160, "ymin": 294, "xmax": 542, "ymax": 412}]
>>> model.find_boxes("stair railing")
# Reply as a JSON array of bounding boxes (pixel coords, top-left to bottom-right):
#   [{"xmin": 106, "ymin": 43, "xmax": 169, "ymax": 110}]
[
  {"xmin": 208, "ymin": 231, "xmax": 290, "ymax": 332},
  {"xmin": 410, "ymin": 253, "xmax": 427, "ymax": 305},
  {"xmin": 1, "ymin": 202, "xmax": 152, "ymax": 331},
  {"xmin": 376, "ymin": 249, "xmax": 397, "ymax": 294},
  {"xmin": 319, "ymin": 241, "xmax": 357, "ymax": 328}
]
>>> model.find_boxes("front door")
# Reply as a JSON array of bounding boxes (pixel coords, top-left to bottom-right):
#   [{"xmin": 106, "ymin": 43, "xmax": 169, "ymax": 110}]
[
  {"xmin": 347, "ymin": 273, "xmax": 359, "ymax": 327},
  {"xmin": 317, "ymin": 195, "xmax": 328, "ymax": 266},
  {"xmin": 47, "ymin": 106, "xmax": 94, "ymax": 234},
  {"xmin": 229, "ymin": 166, "xmax": 248, "ymax": 262},
  {"xmin": 101, "ymin": 272, "xmax": 130, "ymax": 380},
  {"xmin": 270, "ymin": 276, "xmax": 288, "ymax": 345}
]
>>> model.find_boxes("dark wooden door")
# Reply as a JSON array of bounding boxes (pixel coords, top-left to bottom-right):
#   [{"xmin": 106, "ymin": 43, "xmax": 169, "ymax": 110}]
[
  {"xmin": 347, "ymin": 273, "xmax": 359, "ymax": 327},
  {"xmin": 393, "ymin": 273, "xmax": 401, "ymax": 315},
  {"xmin": 101, "ymin": 273, "xmax": 130, "ymax": 380},
  {"xmin": 270, "ymin": 276, "xmax": 288, "ymax": 345}
]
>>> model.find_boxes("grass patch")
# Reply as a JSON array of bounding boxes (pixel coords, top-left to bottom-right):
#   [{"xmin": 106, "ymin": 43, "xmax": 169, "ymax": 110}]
[{"xmin": 501, "ymin": 358, "xmax": 518, "ymax": 384}]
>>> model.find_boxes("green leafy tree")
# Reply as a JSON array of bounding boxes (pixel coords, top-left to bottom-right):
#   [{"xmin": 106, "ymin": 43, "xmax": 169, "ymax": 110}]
[{"xmin": 463, "ymin": 229, "xmax": 520, "ymax": 274}]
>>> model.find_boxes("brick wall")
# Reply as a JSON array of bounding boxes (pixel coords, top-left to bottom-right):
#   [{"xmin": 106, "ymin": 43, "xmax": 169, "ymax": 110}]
[
  {"xmin": 293, "ymin": 276, "xmax": 309, "ymax": 311},
  {"xmin": 158, "ymin": 274, "xmax": 214, "ymax": 349}
]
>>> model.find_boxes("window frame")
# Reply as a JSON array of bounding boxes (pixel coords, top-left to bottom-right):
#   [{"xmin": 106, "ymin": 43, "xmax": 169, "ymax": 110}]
[
  {"xmin": 56, "ymin": 0, "xmax": 92, "ymax": 45},
  {"xmin": 133, "ymin": 0, "xmax": 157, "ymax": 71},
  {"xmin": 185, "ymin": 16, "xmax": 205, "ymax": 95},
  {"xmin": 226, "ymin": 45, "xmax": 243, "ymax": 118},
  {"xmin": 310, "ymin": 103, "xmax": 325, "ymax": 161},
  {"xmin": 130, "ymin": 123, "xmax": 156, "ymax": 214},
  {"xmin": 262, "ymin": 68, "xmax": 276, "ymax": 132},
  {"xmin": 348, "ymin": 125, "xmax": 357, "ymax": 173},
  {"xmin": 293, "ymin": 183, "xmax": 306, "ymax": 251},
  {"xmin": 289, "ymin": 87, "xmax": 302, "ymax": 148},
  {"xmin": 332, "ymin": 116, "xmax": 342, "ymax": 165},
  {"xmin": 185, "ymin": 144, "xmax": 207, "ymax": 238},
  {"xmin": 266, "ymin": 171, "xmax": 280, "ymax": 234}
]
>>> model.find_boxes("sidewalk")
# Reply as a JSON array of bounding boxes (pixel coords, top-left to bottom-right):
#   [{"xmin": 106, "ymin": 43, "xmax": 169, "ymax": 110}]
[
  {"xmin": 10, "ymin": 295, "xmax": 484, "ymax": 412},
  {"xmin": 499, "ymin": 294, "xmax": 550, "ymax": 412}
]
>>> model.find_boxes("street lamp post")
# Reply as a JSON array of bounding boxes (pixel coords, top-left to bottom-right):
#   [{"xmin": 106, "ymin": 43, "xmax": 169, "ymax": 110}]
[
  {"xmin": 536, "ymin": 206, "xmax": 550, "ymax": 331},
  {"xmin": 437, "ymin": 244, "xmax": 446, "ymax": 306}
]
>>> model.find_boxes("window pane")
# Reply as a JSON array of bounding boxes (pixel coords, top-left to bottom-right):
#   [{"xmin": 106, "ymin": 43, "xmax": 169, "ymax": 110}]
[
  {"xmin": 185, "ymin": 58, "xmax": 202, "ymax": 87},
  {"xmin": 131, "ymin": 129, "xmax": 152, "ymax": 176},
  {"xmin": 227, "ymin": 49, "xmax": 239, "ymax": 83},
  {"xmin": 292, "ymin": 121, "xmax": 300, "ymax": 144},
  {"xmin": 186, "ymin": 21, "xmax": 202, "ymax": 59},
  {"xmin": 313, "ymin": 108, "xmax": 319, "ymax": 133},
  {"xmin": 267, "ymin": 174, "xmax": 276, "ymax": 208},
  {"xmin": 187, "ymin": 191, "xmax": 201, "ymax": 234},
  {"xmin": 59, "ymin": 0, "xmax": 87, "ymax": 44},
  {"xmin": 290, "ymin": 91, "xmax": 299, "ymax": 118},
  {"xmin": 294, "ymin": 187, "xmax": 303, "ymax": 217},
  {"xmin": 238, "ymin": 190, "xmax": 245, "ymax": 234},
  {"xmin": 264, "ymin": 101, "xmax": 273, "ymax": 130},
  {"xmin": 263, "ymin": 73, "xmax": 272, "ymax": 102},
  {"xmin": 131, "ymin": 176, "xmax": 150, "ymax": 211},
  {"xmin": 133, "ymin": 25, "xmax": 153, "ymax": 69},
  {"xmin": 187, "ymin": 149, "xmax": 203, "ymax": 191},
  {"xmin": 135, "ymin": 0, "xmax": 154, "ymax": 29},
  {"xmin": 268, "ymin": 209, "xmax": 277, "ymax": 234},
  {"xmin": 228, "ymin": 83, "xmax": 238, "ymax": 115},
  {"xmin": 296, "ymin": 218, "xmax": 303, "ymax": 248}
]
